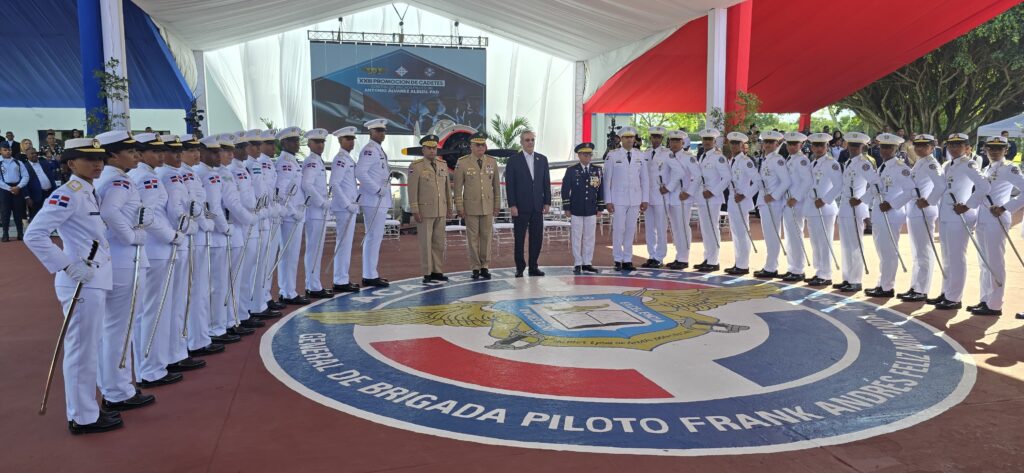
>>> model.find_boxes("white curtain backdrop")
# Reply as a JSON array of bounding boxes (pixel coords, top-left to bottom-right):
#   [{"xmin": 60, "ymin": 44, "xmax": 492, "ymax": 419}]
[{"xmin": 202, "ymin": 4, "xmax": 575, "ymax": 161}]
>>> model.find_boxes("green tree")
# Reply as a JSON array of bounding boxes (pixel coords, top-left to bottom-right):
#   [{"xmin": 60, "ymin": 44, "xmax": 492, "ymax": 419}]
[
  {"xmin": 837, "ymin": 4, "xmax": 1024, "ymax": 138},
  {"xmin": 488, "ymin": 115, "xmax": 531, "ymax": 152}
]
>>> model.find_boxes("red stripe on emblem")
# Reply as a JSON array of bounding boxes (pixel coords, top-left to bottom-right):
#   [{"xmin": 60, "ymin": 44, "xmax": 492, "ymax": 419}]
[{"xmin": 371, "ymin": 337, "xmax": 673, "ymax": 399}]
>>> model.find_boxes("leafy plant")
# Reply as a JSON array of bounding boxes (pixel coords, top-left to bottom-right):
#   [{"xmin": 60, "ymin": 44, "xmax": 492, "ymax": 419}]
[
  {"xmin": 86, "ymin": 58, "xmax": 130, "ymax": 132},
  {"xmin": 488, "ymin": 115, "xmax": 531, "ymax": 152}
]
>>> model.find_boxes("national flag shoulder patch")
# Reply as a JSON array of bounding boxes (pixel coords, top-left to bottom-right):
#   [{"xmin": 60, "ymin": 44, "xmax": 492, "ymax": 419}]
[
  {"xmin": 208, "ymin": 175, "xmax": 221, "ymax": 184},
  {"xmin": 112, "ymin": 179, "xmax": 131, "ymax": 189},
  {"xmin": 143, "ymin": 179, "xmax": 160, "ymax": 189},
  {"xmin": 48, "ymin": 194, "xmax": 71, "ymax": 207}
]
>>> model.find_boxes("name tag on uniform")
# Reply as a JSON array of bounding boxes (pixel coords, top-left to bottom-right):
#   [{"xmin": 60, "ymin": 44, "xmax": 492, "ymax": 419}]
[{"xmin": 89, "ymin": 211, "xmax": 100, "ymax": 216}]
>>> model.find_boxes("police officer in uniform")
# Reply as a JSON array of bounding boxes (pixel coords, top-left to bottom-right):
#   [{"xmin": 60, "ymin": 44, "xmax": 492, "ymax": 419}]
[
  {"xmin": 302, "ymin": 128, "xmax": 333, "ymax": 298},
  {"xmin": 454, "ymin": 132, "xmax": 500, "ymax": 279},
  {"xmin": 408, "ymin": 134, "xmax": 453, "ymax": 283},
  {"xmin": 781, "ymin": 132, "xmax": 811, "ymax": 282},
  {"xmin": 0, "ymin": 141, "xmax": 30, "ymax": 241},
  {"xmin": 355, "ymin": 119, "xmax": 392, "ymax": 287},
  {"xmin": 274, "ymin": 127, "xmax": 309, "ymax": 302},
  {"xmin": 642, "ymin": 126, "xmax": 668, "ymax": 268},
  {"xmin": 926, "ymin": 133, "xmax": 989, "ymax": 310},
  {"xmin": 603, "ymin": 126, "xmax": 649, "ymax": 271},
  {"xmin": 693, "ymin": 128, "xmax": 730, "ymax": 272},
  {"xmin": 753, "ymin": 130, "xmax": 791, "ymax": 278},
  {"xmin": 562, "ymin": 142, "xmax": 603, "ymax": 274},
  {"xmin": 964, "ymin": 136, "xmax": 1024, "ymax": 316},
  {"xmin": 24, "ymin": 137, "xmax": 121, "ymax": 433},
  {"xmin": 329, "ymin": 127, "xmax": 360, "ymax": 293},
  {"xmin": 899, "ymin": 134, "xmax": 942, "ymax": 302},
  {"xmin": 662, "ymin": 130, "xmax": 697, "ymax": 269},
  {"xmin": 865, "ymin": 133, "xmax": 915, "ymax": 298},
  {"xmin": 725, "ymin": 131, "xmax": 758, "ymax": 275},
  {"xmin": 834, "ymin": 132, "xmax": 873, "ymax": 292},
  {"xmin": 802, "ymin": 133, "xmax": 843, "ymax": 286}
]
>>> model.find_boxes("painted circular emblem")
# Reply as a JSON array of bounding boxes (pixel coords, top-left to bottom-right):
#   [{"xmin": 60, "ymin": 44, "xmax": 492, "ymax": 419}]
[{"xmin": 262, "ymin": 268, "xmax": 974, "ymax": 456}]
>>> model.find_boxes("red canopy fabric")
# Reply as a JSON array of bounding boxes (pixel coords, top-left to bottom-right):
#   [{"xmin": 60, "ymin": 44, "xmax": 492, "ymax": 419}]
[{"xmin": 583, "ymin": 0, "xmax": 1022, "ymax": 141}]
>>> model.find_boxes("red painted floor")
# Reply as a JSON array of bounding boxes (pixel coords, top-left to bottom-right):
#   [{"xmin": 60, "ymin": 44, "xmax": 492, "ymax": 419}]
[{"xmin": 2, "ymin": 221, "xmax": 1023, "ymax": 472}]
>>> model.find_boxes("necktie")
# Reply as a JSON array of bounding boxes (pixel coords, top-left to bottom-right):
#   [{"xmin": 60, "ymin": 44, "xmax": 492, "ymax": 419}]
[
  {"xmin": 627, "ymin": 151, "xmax": 632, "ymax": 163},
  {"xmin": 477, "ymin": 158, "xmax": 483, "ymax": 169},
  {"xmin": 879, "ymin": 161, "xmax": 887, "ymax": 174}
]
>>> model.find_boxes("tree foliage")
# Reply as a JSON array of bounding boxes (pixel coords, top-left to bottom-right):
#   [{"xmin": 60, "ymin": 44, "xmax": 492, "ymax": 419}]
[
  {"xmin": 488, "ymin": 115, "xmax": 531, "ymax": 151},
  {"xmin": 837, "ymin": 4, "xmax": 1024, "ymax": 138}
]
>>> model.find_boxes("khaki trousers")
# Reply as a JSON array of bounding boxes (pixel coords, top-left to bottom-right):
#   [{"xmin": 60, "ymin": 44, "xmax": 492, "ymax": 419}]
[
  {"xmin": 418, "ymin": 216, "xmax": 446, "ymax": 274},
  {"xmin": 465, "ymin": 214, "xmax": 493, "ymax": 270}
]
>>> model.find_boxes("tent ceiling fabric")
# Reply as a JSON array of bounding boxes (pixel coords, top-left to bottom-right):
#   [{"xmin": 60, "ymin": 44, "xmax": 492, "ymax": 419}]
[{"xmin": 131, "ymin": 0, "xmax": 738, "ymax": 60}]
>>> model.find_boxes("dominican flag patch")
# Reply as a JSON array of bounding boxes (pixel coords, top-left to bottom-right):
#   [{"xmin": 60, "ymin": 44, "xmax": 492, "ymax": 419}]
[
  {"xmin": 170, "ymin": 175, "xmax": 182, "ymax": 184},
  {"xmin": 48, "ymin": 195, "xmax": 71, "ymax": 207},
  {"xmin": 281, "ymin": 165, "xmax": 292, "ymax": 172},
  {"xmin": 183, "ymin": 173, "xmax": 195, "ymax": 181},
  {"xmin": 305, "ymin": 162, "xmax": 317, "ymax": 168},
  {"xmin": 112, "ymin": 180, "xmax": 131, "ymax": 189},
  {"xmin": 208, "ymin": 175, "xmax": 221, "ymax": 184},
  {"xmin": 143, "ymin": 179, "xmax": 159, "ymax": 189},
  {"xmin": 235, "ymin": 173, "xmax": 248, "ymax": 180},
  {"xmin": 262, "ymin": 163, "xmax": 271, "ymax": 170}
]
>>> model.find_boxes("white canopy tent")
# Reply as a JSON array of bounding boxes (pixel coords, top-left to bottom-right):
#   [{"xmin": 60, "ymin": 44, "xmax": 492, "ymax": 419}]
[{"xmin": 978, "ymin": 113, "xmax": 1024, "ymax": 138}]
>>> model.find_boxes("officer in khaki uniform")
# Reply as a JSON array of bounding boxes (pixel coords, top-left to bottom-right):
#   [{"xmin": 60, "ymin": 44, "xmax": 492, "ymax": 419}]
[
  {"xmin": 454, "ymin": 132, "xmax": 500, "ymax": 280},
  {"xmin": 408, "ymin": 135, "xmax": 453, "ymax": 283}
]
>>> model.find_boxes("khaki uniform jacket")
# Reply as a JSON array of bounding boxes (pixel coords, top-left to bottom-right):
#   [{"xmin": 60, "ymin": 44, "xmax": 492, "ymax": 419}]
[
  {"xmin": 454, "ymin": 154, "xmax": 500, "ymax": 216},
  {"xmin": 408, "ymin": 157, "xmax": 452, "ymax": 218}
]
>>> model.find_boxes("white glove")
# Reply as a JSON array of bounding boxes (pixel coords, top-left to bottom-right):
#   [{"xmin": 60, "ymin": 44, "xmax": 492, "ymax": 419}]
[
  {"xmin": 224, "ymin": 226, "xmax": 233, "ymax": 237},
  {"xmin": 141, "ymin": 211, "xmax": 155, "ymax": 228},
  {"xmin": 171, "ymin": 231, "xmax": 186, "ymax": 246},
  {"xmin": 132, "ymin": 229, "xmax": 147, "ymax": 246},
  {"xmin": 346, "ymin": 203, "xmax": 359, "ymax": 213},
  {"xmin": 65, "ymin": 259, "xmax": 95, "ymax": 284}
]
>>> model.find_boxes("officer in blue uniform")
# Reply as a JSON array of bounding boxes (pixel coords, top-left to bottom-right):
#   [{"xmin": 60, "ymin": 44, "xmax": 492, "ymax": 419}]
[{"xmin": 561, "ymin": 142, "xmax": 604, "ymax": 274}]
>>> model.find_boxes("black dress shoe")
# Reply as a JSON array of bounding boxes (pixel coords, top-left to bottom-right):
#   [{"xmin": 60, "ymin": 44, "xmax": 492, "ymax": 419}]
[
  {"xmin": 333, "ymin": 283, "xmax": 360, "ymax": 293},
  {"xmin": 934, "ymin": 300, "xmax": 962, "ymax": 310},
  {"xmin": 429, "ymin": 273, "xmax": 449, "ymax": 282},
  {"xmin": 724, "ymin": 267, "xmax": 749, "ymax": 275},
  {"xmin": 832, "ymin": 280, "xmax": 850, "ymax": 289},
  {"xmin": 805, "ymin": 277, "xmax": 831, "ymax": 287},
  {"xmin": 267, "ymin": 300, "xmax": 287, "ymax": 311},
  {"xmin": 226, "ymin": 326, "xmax": 255, "ymax": 336},
  {"xmin": 1016, "ymin": 312, "xmax": 1024, "ymax": 320},
  {"xmin": 479, "ymin": 268, "xmax": 492, "ymax": 280},
  {"xmin": 970, "ymin": 303, "xmax": 1002, "ymax": 316},
  {"xmin": 582, "ymin": 265, "xmax": 599, "ymax": 273},
  {"xmin": 640, "ymin": 259, "xmax": 657, "ymax": 268},
  {"xmin": 925, "ymin": 294, "xmax": 947, "ymax": 305},
  {"xmin": 782, "ymin": 272, "xmax": 805, "ymax": 282},
  {"xmin": 279, "ymin": 295, "xmax": 311, "ymax": 305},
  {"xmin": 573, "ymin": 266, "xmax": 582, "ymax": 274},
  {"xmin": 0, "ymin": 236, "xmax": 9, "ymax": 242},
  {"xmin": 839, "ymin": 283, "xmax": 863, "ymax": 293},
  {"xmin": 865, "ymin": 287, "xmax": 894, "ymax": 298},
  {"xmin": 167, "ymin": 357, "xmax": 206, "ymax": 372},
  {"xmin": 249, "ymin": 309, "xmax": 282, "ymax": 319},
  {"xmin": 753, "ymin": 269, "xmax": 778, "ymax": 278},
  {"xmin": 211, "ymin": 333, "xmax": 242, "ymax": 344},
  {"xmin": 188, "ymin": 343, "xmax": 225, "ymax": 357},
  {"xmin": 306, "ymin": 289, "xmax": 334, "ymax": 299},
  {"xmin": 665, "ymin": 261, "xmax": 688, "ymax": 270},
  {"xmin": 896, "ymin": 289, "xmax": 916, "ymax": 299},
  {"xmin": 514, "ymin": 271, "xmax": 524, "ymax": 278},
  {"xmin": 137, "ymin": 372, "xmax": 183, "ymax": 388},
  {"xmin": 622, "ymin": 262, "xmax": 637, "ymax": 271},
  {"xmin": 528, "ymin": 268, "xmax": 545, "ymax": 276},
  {"xmin": 902, "ymin": 291, "xmax": 927, "ymax": 302},
  {"xmin": 69, "ymin": 416, "xmax": 123, "ymax": 435},
  {"xmin": 361, "ymin": 278, "xmax": 391, "ymax": 287},
  {"xmin": 614, "ymin": 262, "xmax": 623, "ymax": 271},
  {"xmin": 240, "ymin": 318, "xmax": 265, "ymax": 329},
  {"xmin": 966, "ymin": 302, "xmax": 985, "ymax": 312},
  {"xmin": 99, "ymin": 409, "xmax": 121, "ymax": 420},
  {"xmin": 422, "ymin": 275, "xmax": 433, "ymax": 283},
  {"xmin": 697, "ymin": 263, "xmax": 719, "ymax": 272},
  {"xmin": 472, "ymin": 270, "xmax": 481, "ymax": 279},
  {"xmin": 102, "ymin": 390, "xmax": 155, "ymax": 411}
]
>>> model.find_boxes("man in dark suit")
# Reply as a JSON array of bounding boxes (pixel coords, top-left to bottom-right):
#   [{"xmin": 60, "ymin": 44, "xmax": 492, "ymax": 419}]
[
  {"xmin": 505, "ymin": 131, "xmax": 551, "ymax": 277},
  {"xmin": 4, "ymin": 131, "xmax": 21, "ymax": 156},
  {"xmin": 22, "ymin": 147, "xmax": 57, "ymax": 220}
]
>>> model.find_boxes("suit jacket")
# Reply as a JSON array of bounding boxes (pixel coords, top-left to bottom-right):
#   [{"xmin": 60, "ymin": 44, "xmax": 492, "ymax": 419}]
[
  {"xmin": 19, "ymin": 157, "xmax": 43, "ymax": 204},
  {"xmin": 6, "ymin": 140, "xmax": 21, "ymax": 156},
  {"xmin": 504, "ymin": 151, "xmax": 551, "ymax": 214}
]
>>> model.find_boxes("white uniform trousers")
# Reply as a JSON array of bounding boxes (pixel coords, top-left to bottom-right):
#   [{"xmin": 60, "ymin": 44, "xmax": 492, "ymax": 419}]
[
  {"xmin": 332, "ymin": 210, "xmax": 357, "ymax": 285},
  {"xmin": 238, "ymin": 229, "xmax": 261, "ymax": 314},
  {"xmin": 246, "ymin": 226, "xmax": 268, "ymax": 314},
  {"xmin": 304, "ymin": 217, "xmax": 327, "ymax": 291},
  {"xmin": 783, "ymin": 204, "xmax": 808, "ymax": 275},
  {"xmin": 977, "ymin": 222, "xmax": 1006, "ymax": 310},
  {"xmin": 134, "ymin": 258, "xmax": 170, "ymax": 382},
  {"xmin": 277, "ymin": 219, "xmax": 304, "ymax": 298},
  {"xmin": 838, "ymin": 217, "xmax": 866, "ymax": 284},
  {"xmin": 167, "ymin": 246, "xmax": 189, "ymax": 364},
  {"xmin": 257, "ymin": 225, "xmax": 273, "ymax": 305},
  {"xmin": 186, "ymin": 243, "xmax": 212, "ymax": 351},
  {"xmin": 939, "ymin": 220, "xmax": 970, "ymax": 302},
  {"xmin": 99, "ymin": 270, "xmax": 142, "ymax": 403},
  {"xmin": 361, "ymin": 206, "xmax": 389, "ymax": 279},
  {"xmin": 906, "ymin": 210, "xmax": 938, "ymax": 293},
  {"xmin": 666, "ymin": 203, "xmax": 692, "ymax": 263},
  {"xmin": 696, "ymin": 197, "xmax": 723, "ymax": 265},
  {"xmin": 758, "ymin": 201, "xmax": 785, "ymax": 272},
  {"xmin": 727, "ymin": 201, "xmax": 753, "ymax": 269},
  {"xmin": 56, "ymin": 285, "xmax": 105, "ymax": 424},
  {"xmin": 207, "ymin": 245, "xmax": 230, "ymax": 336},
  {"xmin": 808, "ymin": 214, "xmax": 837, "ymax": 280},
  {"xmin": 871, "ymin": 210, "xmax": 906, "ymax": 291},
  {"xmin": 643, "ymin": 203, "xmax": 668, "ymax": 262},
  {"xmin": 611, "ymin": 205, "xmax": 641, "ymax": 263},
  {"xmin": 570, "ymin": 214, "xmax": 596, "ymax": 266},
  {"xmin": 227, "ymin": 237, "xmax": 249, "ymax": 322}
]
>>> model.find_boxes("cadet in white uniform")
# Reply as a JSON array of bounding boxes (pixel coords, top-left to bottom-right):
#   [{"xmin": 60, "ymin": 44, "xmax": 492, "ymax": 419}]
[
  {"xmin": 753, "ymin": 131, "xmax": 792, "ymax": 278},
  {"xmin": 355, "ymin": 118, "xmax": 392, "ymax": 287},
  {"xmin": 217, "ymin": 136, "xmax": 259, "ymax": 333},
  {"xmin": 602, "ymin": 126, "xmax": 649, "ymax": 271},
  {"xmin": 802, "ymin": 133, "xmax": 843, "ymax": 286},
  {"xmin": 301, "ymin": 128, "xmax": 333, "ymax": 298},
  {"xmin": 24, "ymin": 138, "xmax": 120, "ymax": 434},
  {"xmin": 329, "ymin": 127, "xmax": 361, "ymax": 293},
  {"xmin": 662, "ymin": 130, "xmax": 697, "ymax": 269},
  {"xmin": 898, "ymin": 134, "xmax": 942, "ymax": 302},
  {"xmin": 724, "ymin": 132, "xmax": 758, "ymax": 275},
  {"xmin": 926, "ymin": 133, "xmax": 990, "ymax": 310},
  {"xmin": 642, "ymin": 126, "xmax": 668, "ymax": 268},
  {"xmin": 834, "ymin": 132, "xmax": 873, "ymax": 292},
  {"xmin": 93, "ymin": 131, "xmax": 157, "ymax": 413},
  {"xmin": 781, "ymin": 132, "xmax": 812, "ymax": 282},
  {"xmin": 241, "ymin": 130, "xmax": 279, "ymax": 319},
  {"xmin": 864, "ymin": 133, "xmax": 915, "ymax": 298},
  {"xmin": 274, "ymin": 127, "xmax": 310, "ymax": 304},
  {"xmin": 257, "ymin": 130, "xmax": 286, "ymax": 312},
  {"xmin": 965, "ymin": 136, "xmax": 1024, "ymax": 316},
  {"xmin": 693, "ymin": 128, "xmax": 730, "ymax": 272}
]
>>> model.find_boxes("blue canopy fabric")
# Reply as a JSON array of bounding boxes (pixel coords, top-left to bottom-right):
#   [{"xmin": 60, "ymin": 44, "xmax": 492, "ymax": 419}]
[{"xmin": 0, "ymin": 0, "xmax": 193, "ymax": 109}]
